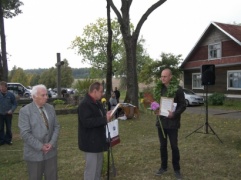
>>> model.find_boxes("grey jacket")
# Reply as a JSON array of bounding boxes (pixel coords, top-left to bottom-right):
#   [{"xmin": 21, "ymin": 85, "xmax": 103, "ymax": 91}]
[{"xmin": 18, "ymin": 102, "xmax": 60, "ymax": 161}]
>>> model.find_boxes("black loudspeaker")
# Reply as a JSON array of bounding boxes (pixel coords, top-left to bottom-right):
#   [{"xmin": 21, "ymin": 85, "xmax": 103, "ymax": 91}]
[{"xmin": 201, "ymin": 64, "xmax": 215, "ymax": 85}]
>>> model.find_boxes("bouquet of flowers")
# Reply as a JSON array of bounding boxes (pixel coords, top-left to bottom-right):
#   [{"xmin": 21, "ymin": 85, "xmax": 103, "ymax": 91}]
[
  {"xmin": 150, "ymin": 101, "xmax": 166, "ymax": 138},
  {"xmin": 150, "ymin": 101, "xmax": 160, "ymax": 111}
]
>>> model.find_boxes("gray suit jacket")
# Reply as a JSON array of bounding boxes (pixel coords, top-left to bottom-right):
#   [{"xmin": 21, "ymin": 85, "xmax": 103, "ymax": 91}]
[{"xmin": 18, "ymin": 102, "xmax": 60, "ymax": 161}]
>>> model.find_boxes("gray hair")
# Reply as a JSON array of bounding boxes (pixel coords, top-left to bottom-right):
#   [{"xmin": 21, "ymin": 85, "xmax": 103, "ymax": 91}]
[{"xmin": 31, "ymin": 84, "xmax": 47, "ymax": 98}]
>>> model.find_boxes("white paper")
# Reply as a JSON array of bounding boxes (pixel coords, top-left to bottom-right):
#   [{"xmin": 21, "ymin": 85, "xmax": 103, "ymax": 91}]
[
  {"xmin": 106, "ymin": 119, "xmax": 119, "ymax": 138},
  {"xmin": 160, "ymin": 97, "xmax": 174, "ymax": 117},
  {"xmin": 110, "ymin": 103, "xmax": 121, "ymax": 117}
]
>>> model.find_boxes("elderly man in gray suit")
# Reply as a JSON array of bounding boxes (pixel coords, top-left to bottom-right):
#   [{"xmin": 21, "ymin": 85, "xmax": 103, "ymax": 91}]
[{"xmin": 18, "ymin": 84, "xmax": 60, "ymax": 180}]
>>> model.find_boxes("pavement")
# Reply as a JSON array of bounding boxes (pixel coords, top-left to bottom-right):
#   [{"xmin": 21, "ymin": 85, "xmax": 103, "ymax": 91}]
[{"xmin": 185, "ymin": 105, "xmax": 241, "ymax": 120}]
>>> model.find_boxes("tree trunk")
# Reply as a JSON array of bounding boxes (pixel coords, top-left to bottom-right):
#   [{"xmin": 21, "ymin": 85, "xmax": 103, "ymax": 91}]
[
  {"xmin": 108, "ymin": 0, "xmax": 167, "ymax": 107},
  {"xmin": 123, "ymin": 37, "xmax": 139, "ymax": 107},
  {"xmin": 0, "ymin": 0, "xmax": 8, "ymax": 81},
  {"xmin": 105, "ymin": 0, "xmax": 113, "ymax": 101}
]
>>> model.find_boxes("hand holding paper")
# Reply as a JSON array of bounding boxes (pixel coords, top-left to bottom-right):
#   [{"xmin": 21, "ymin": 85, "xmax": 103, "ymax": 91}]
[
  {"xmin": 159, "ymin": 97, "xmax": 177, "ymax": 117},
  {"xmin": 110, "ymin": 103, "xmax": 121, "ymax": 117}
]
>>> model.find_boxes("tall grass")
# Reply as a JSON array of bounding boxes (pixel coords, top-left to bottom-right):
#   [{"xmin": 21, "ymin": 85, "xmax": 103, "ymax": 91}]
[{"xmin": 0, "ymin": 108, "xmax": 240, "ymax": 180}]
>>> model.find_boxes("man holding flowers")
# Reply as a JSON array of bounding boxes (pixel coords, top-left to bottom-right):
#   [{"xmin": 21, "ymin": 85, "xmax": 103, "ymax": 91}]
[{"xmin": 155, "ymin": 68, "xmax": 186, "ymax": 180}]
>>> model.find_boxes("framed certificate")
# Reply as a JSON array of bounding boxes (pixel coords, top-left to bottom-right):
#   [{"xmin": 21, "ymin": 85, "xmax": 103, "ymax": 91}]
[{"xmin": 160, "ymin": 97, "xmax": 174, "ymax": 117}]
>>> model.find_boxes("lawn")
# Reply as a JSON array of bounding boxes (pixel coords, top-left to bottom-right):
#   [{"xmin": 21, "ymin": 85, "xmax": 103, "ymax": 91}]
[{"xmin": 0, "ymin": 107, "xmax": 240, "ymax": 180}]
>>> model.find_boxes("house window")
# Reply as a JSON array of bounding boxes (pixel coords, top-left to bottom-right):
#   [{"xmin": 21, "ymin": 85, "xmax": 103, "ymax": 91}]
[
  {"xmin": 192, "ymin": 73, "xmax": 203, "ymax": 89},
  {"xmin": 208, "ymin": 42, "xmax": 221, "ymax": 59},
  {"xmin": 227, "ymin": 70, "xmax": 241, "ymax": 90}
]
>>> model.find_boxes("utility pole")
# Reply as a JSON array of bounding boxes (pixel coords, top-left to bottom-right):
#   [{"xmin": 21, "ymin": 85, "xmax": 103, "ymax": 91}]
[{"xmin": 56, "ymin": 53, "xmax": 64, "ymax": 98}]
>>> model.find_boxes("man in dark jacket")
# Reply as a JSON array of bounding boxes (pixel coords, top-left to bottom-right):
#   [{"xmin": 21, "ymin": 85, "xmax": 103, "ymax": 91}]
[
  {"xmin": 114, "ymin": 87, "xmax": 120, "ymax": 103},
  {"xmin": 78, "ymin": 82, "xmax": 112, "ymax": 180},
  {"xmin": 155, "ymin": 69, "xmax": 186, "ymax": 180}
]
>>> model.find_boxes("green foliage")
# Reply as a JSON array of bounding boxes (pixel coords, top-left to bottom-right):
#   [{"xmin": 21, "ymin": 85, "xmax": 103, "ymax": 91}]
[
  {"xmin": 139, "ymin": 53, "xmax": 183, "ymax": 84},
  {"xmin": 29, "ymin": 74, "xmax": 40, "ymax": 86},
  {"xmin": 153, "ymin": 76, "xmax": 180, "ymax": 101},
  {"xmin": 70, "ymin": 18, "xmax": 123, "ymax": 75},
  {"xmin": 89, "ymin": 67, "xmax": 105, "ymax": 79},
  {"xmin": 70, "ymin": 18, "xmax": 149, "ymax": 78},
  {"xmin": 53, "ymin": 99, "xmax": 65, "ymax": 106},
  {"xmin": 38, "ymin": 68, "xmax": 56, "ymax": 88},
  {"xmin": 60, "ymin": 59, "xmax": 74, "ymax": 87},
  {"xmin": 2, "ymin": 0, "xmax": 23, "ymax": 18},
  {"xmin": 8, "ymin": 66, "xmax": 28, "ymax": 86},
  {"xmin": 208, "ymin": 92, "xmax": 226, "ymax": 105},
  {"xmin": 73, "ymin": 79, "xmax": 96, "ymax": 96},
  {"xmin": 9, "ymin": 59, "xmax": 74, "ymax": 88},
  {"xmin": 72, "ymin": 68, "xmax": 90, "ymax": 78}
]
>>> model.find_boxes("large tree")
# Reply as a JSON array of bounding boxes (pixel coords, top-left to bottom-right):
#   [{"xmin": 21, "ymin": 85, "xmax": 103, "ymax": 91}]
[
  {"xmin": 71, "ymin": 18, "xmax": 123, "ymax": 76},
  {"xmin": 108, "ymin": 0, "xmax": 167, "ymax": 106},
  {"xmin": 8, "ymin": 66, "xmax": 28, "ymax": 86},
  {"xmin": 70, "ymin": 18, "xmax": 149, "ymax": 87},
  {"xmin": 0, "ymin": 0, "xmax": 23, "ymax": 81}
]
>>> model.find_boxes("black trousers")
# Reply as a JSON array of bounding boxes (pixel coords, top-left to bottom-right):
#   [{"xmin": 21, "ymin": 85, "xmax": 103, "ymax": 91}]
[
  {"xmin": 0, "ymin": 114, "xmax": 12, "ymax": 144},
  {"xmin": 157, "ymin": 128, "xmax": 180, "ymax": 171}
]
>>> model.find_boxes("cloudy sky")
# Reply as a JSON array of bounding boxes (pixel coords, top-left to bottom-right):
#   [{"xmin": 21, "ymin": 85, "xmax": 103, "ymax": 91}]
[{"xmin": 4, "ymin": 0, "xmax": 241, "ymax": 70}]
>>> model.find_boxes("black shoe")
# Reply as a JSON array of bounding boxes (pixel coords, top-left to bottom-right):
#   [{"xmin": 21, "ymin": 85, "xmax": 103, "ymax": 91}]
[
  {"xmin": 155, "ymin": 168, "xmax": 167, "ymax": 176},
  {"xmin": 174, "ymin": 170, "xmax": 182, "ymax": 180},
  {"xmin": 6, "ymin": 141, "xmax": 12, "ymax": 145},
  {"xmin": 0, "ymin": 142, "xmax": 5, "ymax": 146}
]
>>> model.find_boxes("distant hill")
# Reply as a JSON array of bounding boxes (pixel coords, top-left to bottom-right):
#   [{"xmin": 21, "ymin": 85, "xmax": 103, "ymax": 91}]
[{"xmin": 24, "ymin": 68, "xmax": 90, "ymax": 79}]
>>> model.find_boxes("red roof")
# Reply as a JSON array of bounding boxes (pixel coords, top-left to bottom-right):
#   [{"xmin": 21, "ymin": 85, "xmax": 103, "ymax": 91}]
[{"xmin": 214, "ymin": 22, "xmax": 241, "ymax": 43}]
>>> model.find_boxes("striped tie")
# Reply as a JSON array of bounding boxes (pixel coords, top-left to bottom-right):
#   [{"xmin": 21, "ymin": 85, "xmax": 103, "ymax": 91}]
[{"xmin": 40, "ymin": 107, "xmax": 49, "ymax": 130}]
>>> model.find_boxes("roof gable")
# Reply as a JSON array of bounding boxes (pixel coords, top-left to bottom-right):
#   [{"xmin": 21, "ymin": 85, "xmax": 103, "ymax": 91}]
[{"xmin": 181, "ymin": 22, "xmax": 241, "ymax": 69}]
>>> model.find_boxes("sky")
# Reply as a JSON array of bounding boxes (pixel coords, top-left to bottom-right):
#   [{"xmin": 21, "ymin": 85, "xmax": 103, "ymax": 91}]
[{"xmin": 4, "ymin": 0, "xmax": 241, "ymax": 70}]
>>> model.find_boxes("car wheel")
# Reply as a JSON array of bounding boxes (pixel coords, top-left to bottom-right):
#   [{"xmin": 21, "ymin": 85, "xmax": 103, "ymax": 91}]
[{"xmin": 185, "ymin": 99, "xmax": 189, "ymax": 107}]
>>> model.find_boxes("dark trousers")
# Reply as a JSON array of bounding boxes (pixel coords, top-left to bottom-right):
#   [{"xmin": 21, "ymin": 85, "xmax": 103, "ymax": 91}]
[
  {"xmin": 157, "ymin": 128, "xmax": 180, "ymax": 171},
  {"xmin": 0, "ymin": 114, "xmax": 12, "ymax": 144}
]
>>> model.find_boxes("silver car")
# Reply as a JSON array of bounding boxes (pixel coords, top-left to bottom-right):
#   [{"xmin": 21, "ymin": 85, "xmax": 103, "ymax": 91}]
[
  {"xmin": 7, "ymin": 82, "xmax": 32, "ymax": 98},
  {"xmin": 183, "ymin": 89, "xmax": 204, "ymax": 106}
]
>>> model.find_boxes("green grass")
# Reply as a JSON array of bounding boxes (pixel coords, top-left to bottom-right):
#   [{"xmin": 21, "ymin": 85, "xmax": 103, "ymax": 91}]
[{"xmin": 0, "ymin": 108, "xmax": 241, "ymax": 180}]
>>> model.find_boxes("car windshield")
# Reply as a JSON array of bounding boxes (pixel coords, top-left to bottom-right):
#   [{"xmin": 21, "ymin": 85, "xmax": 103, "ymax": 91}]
[{"xmin": 183, "ymin": 89, "xmax": 195, "ymax": 95}]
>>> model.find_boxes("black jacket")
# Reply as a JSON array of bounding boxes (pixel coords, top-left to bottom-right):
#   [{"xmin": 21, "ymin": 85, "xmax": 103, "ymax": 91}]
[
  {"xmin": 156, "ymin": 86, "xmax": 186, "ymax": 129},
  {"xmin": 78, "ymin": 94, "xmax": 108, "ymax": 152}
]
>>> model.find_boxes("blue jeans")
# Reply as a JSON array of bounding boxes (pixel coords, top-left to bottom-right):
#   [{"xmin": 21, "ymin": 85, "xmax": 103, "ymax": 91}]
[
  {"xmin": 157, "ymin": 128, "xmax": 180, "ymax": 171},
  {"xmin": 0, "ymin": 114, "xmax": 13, "ymax": 144}
]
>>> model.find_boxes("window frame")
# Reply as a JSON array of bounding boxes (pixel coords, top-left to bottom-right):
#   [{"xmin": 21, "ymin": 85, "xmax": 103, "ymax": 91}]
[
  {"xmin": 192, "ymin": 73, "xmax": 204, "ymax": 89},
  {"xmin": 227, "ymin": 70, "xmax": 241, "ymax": 90},
  {"xmin": 208, "ymin": 42, "xmax": 221, "ymax": 59}
]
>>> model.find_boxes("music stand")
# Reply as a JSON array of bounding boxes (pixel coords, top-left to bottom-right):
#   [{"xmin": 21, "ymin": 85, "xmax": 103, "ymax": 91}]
[
  {"xmin": 185, "ymin": 85, "xmax": 223, "ymax": 143},
  {"xmin": 106, "ymin": 121, "xmax": 117, "ymax": 180}
]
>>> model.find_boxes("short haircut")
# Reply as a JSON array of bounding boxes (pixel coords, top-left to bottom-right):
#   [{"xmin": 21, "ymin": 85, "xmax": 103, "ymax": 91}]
[
  {"xmin": 31, "ymin": 84, "xmax": 47, "ymax": 98},
  {"xmin": 89, "ymin": 82, "xmax": 102, "ymax": 93},
  {"xmin": 163, "ymin": 68, "xmax": 172, "ymax": 75},
  {"xmin": 0, "ymin": 81, "xmax": 7, "ymax": 87}
]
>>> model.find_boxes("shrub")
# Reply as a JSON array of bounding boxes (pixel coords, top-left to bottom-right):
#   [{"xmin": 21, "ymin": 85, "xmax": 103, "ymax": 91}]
[
  {"xmin": 208, "ymin": 92, "xmax": 226, "ymax": 105},
  {"xmin": 53, "ymin": 99, "xmax": 65, "ymax": 106},
  {"xmin": 73, "ymin": 79, "xmax": 96, "ymax": 96}
]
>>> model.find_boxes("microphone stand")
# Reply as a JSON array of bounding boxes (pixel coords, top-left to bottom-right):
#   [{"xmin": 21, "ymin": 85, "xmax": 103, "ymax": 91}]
[
  {"xmin": 106, "ymin": 124, "xmax": 111, "ymax": 180},
  {"xmin": 106, "ymin": 118, "xmax": 117, "ymax": 180}
]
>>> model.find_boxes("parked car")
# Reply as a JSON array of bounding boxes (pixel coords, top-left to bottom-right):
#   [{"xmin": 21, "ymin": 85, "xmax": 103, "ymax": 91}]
[
  {"xmin": 7, "ymin": 82, "xmax": 32, "ymax": 98},
  {"xmin": 183, "ymin": 88, "xmax": 204, "ymax": 106},
  {"xmin": 48, "ymin": 89, "xmax": 58, "ymax": 98}
]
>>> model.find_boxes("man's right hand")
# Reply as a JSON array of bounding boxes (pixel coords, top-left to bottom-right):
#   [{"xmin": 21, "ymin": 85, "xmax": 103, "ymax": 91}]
[{"xmin": 106, "ymin": 111, "xmax": 112, "ymax": 122}]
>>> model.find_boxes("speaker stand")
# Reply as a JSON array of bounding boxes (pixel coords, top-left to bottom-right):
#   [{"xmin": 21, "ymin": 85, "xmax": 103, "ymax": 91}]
[{"xmin": 185, "ymin": 85, "xmax": 223, "ymax": 143}]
